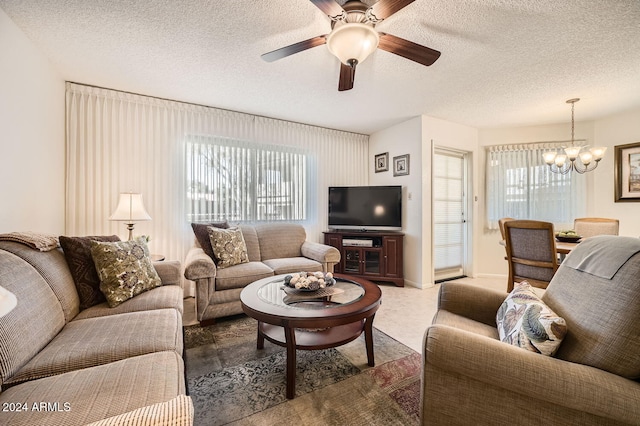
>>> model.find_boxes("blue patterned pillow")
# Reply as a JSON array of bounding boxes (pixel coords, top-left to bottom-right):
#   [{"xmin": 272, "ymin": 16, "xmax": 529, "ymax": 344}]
[{"xmin": 496, "ymin": 281, "xmax": 567, "ymax": 356}]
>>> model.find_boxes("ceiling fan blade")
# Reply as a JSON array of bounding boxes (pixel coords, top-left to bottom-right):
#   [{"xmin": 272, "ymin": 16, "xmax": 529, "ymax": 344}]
[
  {"xmin": 378, "ymin": 33, "xmax": 441, "ymax": 66},
  {"xmin": 338, "ymin": 63, "xmax": 355, "ymax": 91},
  {"xmin": 369, "ymin": 0, "xmax": 415, "ymax": 21},
  {"xmin": 309, "ymin": 0, "xmax": 345, "ymax": 19},
  {"xmin": 261, "ymin": 35, "xmax": 327, "ymax": 63}
]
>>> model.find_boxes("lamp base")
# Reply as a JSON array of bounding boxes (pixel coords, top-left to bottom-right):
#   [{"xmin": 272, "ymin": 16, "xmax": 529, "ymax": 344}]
[{"xmin": 125, "ymin": 223, "xmax": 135, "ymax": 241}]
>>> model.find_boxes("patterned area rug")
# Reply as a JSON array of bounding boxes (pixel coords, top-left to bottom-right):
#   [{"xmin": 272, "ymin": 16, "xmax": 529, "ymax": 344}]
[{"xmin": 185, "ymin": 315, "xmax": 421, "ymax": 425}]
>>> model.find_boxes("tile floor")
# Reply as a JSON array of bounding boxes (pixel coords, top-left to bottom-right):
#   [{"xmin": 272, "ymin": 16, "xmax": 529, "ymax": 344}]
[{"xmin": 182, "ymin": 276, "xmax": 507, "ymax": 353}]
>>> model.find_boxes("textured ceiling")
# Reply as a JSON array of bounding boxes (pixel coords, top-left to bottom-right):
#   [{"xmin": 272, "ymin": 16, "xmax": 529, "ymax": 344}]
[{"xmin": 2, "ymin": 0, "xmax": 640, "ymax": 134}]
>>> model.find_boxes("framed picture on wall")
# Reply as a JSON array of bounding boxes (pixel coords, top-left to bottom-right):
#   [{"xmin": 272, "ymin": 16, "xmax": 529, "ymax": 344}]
[
  {"xmin": 393, "ymin": 154, "xmax": 410, "ymax": 176},
  {"xmin": 615, "ymin": 142, "xmax": 640, "ymax": 202},
  {"xmin": 375, "ymin": 152, "xmax": 389, "ymax": 173}
]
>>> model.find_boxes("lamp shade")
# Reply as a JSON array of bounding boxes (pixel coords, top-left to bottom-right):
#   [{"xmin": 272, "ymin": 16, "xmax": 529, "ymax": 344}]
[
  {"xmin": 326, "ymin": 23, "xmax": 379, "ymax": 65},
  {"xmin": 0, "ymin": 285, "xmax": 17, "ymax": 317},
  {"xmin": 109, "ymin": 193, "xmax": 151, "ymax": 222}
]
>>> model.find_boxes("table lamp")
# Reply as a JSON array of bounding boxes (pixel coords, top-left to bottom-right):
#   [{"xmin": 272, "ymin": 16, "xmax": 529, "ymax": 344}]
[
  {"xmin": 109, "ymin": 192, "xmax": 152, "ymax": 240},
  {"xmin": 0, "ymin": 285, "xmax": 17, "ymax": 317}
]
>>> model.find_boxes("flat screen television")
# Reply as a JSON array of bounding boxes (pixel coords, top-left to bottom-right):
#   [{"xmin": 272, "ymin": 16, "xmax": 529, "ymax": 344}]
[{"xmin": 328, "ymin": 185, "xmax": 402, "ymax": 231}]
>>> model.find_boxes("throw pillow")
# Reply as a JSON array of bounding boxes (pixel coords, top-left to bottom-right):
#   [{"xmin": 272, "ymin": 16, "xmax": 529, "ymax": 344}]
[
  {"xmin": 59, "ymin": 235, "xmax": 121, "ymax": 310},
  {"xmin": 89, "ymin": 236, "xmax": 162, "ymax": 307},
  {"xmin": 207, "ymin": 226, "xmax": 249, "ymax": 269},
  {"xmin": 191, "ymin": 221, "xmax": 229, "ymax": 263},
  {"xmin": 496, "ymin": 281, "xmax": 567, "ymax": 356}
]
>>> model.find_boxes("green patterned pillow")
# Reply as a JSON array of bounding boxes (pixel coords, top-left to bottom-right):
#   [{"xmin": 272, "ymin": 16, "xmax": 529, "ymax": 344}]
[
  {"xmin": 207, "ymin": 226, "xmax": 249, "ymax": 269},
  {"xmin": 496, "ymin": 281, "xmax": 567, "ymax": 356},
  {"xmin": 89, "ymin": 236, "xmax": 162, "ymax": 307}
]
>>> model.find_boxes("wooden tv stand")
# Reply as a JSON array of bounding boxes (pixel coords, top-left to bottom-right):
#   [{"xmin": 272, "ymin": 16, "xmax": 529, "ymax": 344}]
[{"xmin": 323, "ymin": 230, "xmax": 404, "ymax": 287}]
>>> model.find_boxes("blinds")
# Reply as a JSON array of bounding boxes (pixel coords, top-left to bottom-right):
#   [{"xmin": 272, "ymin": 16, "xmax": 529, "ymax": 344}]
[
  {"xmin": 65, "ymin": 82, "xmax": 368, "ymax": 272},
  {"xmin": 485, "ymin": 142, "xmax": 586, "ymax": 230},
  {"xmin": 433, "ymin": 151, "xmax": 465, "ymax": 275},
  {"xmin": 186, "ymin": 136, "xmax": 308, "ymax": 223}
]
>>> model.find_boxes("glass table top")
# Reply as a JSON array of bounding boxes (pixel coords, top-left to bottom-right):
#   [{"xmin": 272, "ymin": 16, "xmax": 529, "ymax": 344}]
[{"xmin": 256, "ymin": 277, "xmax": 365, "ymax": 310}]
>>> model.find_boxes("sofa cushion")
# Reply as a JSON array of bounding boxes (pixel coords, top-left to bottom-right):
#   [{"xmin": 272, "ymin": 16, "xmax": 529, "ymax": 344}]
[
  {"xmin": 4, "ymin": 309, "xmax": 182, "ymax": 387},
  {"xmin": 543, "ymin": 249, "xmax": 640, "ymax": 379},
  {"xmin": 215, "ymin": 261, "xmax": 274, "ymax": 290},
  {"xmin": 0, "ymin": 250, "xmax": 65, "ymax": 387},
  {"xmin": 90, "ymin": 237, "xmax": 162, "ymax": 307},
  {"xmin": 497, "ymin": 281, "xmax": 567, "ymax": 356},
  {"xmin": 0, "ymin": 351, "xmax": 185, "ymax": 426},
  {"xmin": 207, "ymin": 227, "xmax": 249, "ymax": 268},
  {"xmin": 85, "ymin": 394, "xmax": 193, "ymax": 426},
  {"xmin": 255, "ymin": 223, "xmax": 306, "ymax": 260},
  {"xmin": 59, "ymin": 235, "xmax": 121, "ymax": 310},
  {"xmin": 262, "ymin": 257, "xmax": 323, "ymax": 275},
  {"xmin": 191, "ymin": 221, "xmax": 229, "ymax": 263},
  {"xmin": 74, "ymin": 285, "xmax": 184, "ymax": 320},
  {"xmin": 0, "ymin": 241, "xmax": 80, "ymax": 322}
]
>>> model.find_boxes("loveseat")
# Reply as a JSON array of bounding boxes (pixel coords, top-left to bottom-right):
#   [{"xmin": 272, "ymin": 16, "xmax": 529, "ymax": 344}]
[
  {"xmin": 0, "ymin": 238, "xmax": 193, "ymax": 426},
  {"xmin": 421, "ymin": 235, "xmax": 640, "ymax": 425},
  {"xmin": 184, "ymin": 223, "xmax": 340, "ymax": 324}
]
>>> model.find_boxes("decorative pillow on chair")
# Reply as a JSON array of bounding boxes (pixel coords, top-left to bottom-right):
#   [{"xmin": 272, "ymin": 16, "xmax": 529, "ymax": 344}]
[
  {"xmin": 207, "ymin": 226, "xmax": 249, "ymax": 269},
  {"xmin": 89, "ymin": 236, "xmax": 161, "ymax": 307},
  {"xmin": 191, "ymin": 221, "xmax": 229, "ymax": 263},
  {"xmin": 59, "ymin": 235, "xmax": 121, "ymax": 310},
  {"xmin": 496, "ymin": 281, "xmax": 567, "ymax": 356}
]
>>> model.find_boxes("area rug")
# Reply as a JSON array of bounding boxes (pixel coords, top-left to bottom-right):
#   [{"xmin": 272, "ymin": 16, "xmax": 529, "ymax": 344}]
[{"xmin": 185, "ymin": 315, "xmax": 421, "ymax": 425}]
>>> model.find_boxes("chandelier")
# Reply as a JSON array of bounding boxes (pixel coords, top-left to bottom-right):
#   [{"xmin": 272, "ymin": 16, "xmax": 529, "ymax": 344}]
[{"xmin": 542, "ymin": 98, "xmax": 606, "ymax": 174}]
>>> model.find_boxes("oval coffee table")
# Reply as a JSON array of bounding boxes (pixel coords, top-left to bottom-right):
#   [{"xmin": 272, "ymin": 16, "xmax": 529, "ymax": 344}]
[{"xmin": 240, "ymin": 273, "xmax": 382, "ymax": 399}]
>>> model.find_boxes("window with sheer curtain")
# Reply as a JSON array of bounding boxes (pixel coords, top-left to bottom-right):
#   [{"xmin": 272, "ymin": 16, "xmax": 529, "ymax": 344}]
[
  {"xmin": 186, "ymin": 136, "xmax": 309, "ymax": 222},
  {"xmin": 486, "ymin": 142, "xmax": 586, "ymax": 230}
]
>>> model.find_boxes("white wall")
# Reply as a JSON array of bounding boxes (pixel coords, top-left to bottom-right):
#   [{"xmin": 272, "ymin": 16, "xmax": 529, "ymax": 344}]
[
  {"xmin": 591, "ymin": 107, "xmax": 640, "ymax": 237},
  {"xmin": 0, "ymin": 8, "xmax": 65, "ymax": 233},
  {"xmin": 369, "ymin": 115, "xmax": 479, "ymax": 288},
  {"xmin": 369, "ymin": 117, "xmax": 423, "ymax": 287}
]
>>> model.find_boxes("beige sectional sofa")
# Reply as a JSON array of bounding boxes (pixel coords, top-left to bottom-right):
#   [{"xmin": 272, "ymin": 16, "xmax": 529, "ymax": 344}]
[
  {"xmin": 0, "ymin": 240, "xmax": 192, "ymax": 426},
  {"xmin": 184, "ymin": 223, "xmax": 340, "ymax": 324}
]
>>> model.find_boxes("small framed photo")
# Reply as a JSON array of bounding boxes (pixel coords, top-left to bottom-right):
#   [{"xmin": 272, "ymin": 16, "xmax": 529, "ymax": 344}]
[
  {"xmin": 393, "ymin": 154, "xmax": 410, "ymax": 176},
  {"xmin": 375, "ymin": 152, "xmax": 389, "ymax": 173},
  {"xmin": 615, "ymin": 142, "xmax": 640, "ymax": 202}
]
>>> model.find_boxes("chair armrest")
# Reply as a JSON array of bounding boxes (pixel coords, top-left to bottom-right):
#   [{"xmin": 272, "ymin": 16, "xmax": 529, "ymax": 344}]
[
  {"xmin": 424, "ymin": 325, "xmax": 640, "ymax": 423},
  {"xmin": 153, "ymin": 260, "xmax": 182, "ymax": 287},
  {"xmin": 301, "ymin": 241, "xmax": 340, "ymax": 264},
  {"xmin": 84, "ymin": 394, "xmax": 193, "ymax": 426},
  {"xmin": 437, "ymin": 282, "xmax": 507, "ymax": 327},
  {"xmin": 184, "ymin": 247, "xmax": 216, "ymax": 281}
]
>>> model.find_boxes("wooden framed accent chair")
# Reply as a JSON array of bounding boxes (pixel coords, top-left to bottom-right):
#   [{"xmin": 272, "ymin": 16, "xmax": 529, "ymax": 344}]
[
  {"xmin": 503, "ymin": 220, "xmax": 559, "ymax": 291},
  {"xmin": 574, "ymin": 217, "xmax": 619, "ymax": 239},
  {"xmin": 421, "ymin": 235, "xmax": 640, "ymax": 425}
]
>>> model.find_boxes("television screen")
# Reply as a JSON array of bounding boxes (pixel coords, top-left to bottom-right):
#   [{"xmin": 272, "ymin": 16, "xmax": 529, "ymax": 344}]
[{"xmin": 328, "ymin": 186, "xmax": 402, "ymax": 231}]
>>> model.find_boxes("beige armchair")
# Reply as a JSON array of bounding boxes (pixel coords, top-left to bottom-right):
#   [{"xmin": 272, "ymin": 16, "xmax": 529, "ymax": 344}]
[{"xmin": 422, "ymin": 235, "xmax": 640, "ymax": 425}]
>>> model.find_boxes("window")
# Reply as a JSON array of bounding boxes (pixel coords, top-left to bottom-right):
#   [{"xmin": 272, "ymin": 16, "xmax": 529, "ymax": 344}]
[
  {"xmin": 186, "ymin": 136, "xmax": 309, "ymax": 222},
  {"xmin": 486, "ymin": 143, "xmax": 586, "ymax": 230}
]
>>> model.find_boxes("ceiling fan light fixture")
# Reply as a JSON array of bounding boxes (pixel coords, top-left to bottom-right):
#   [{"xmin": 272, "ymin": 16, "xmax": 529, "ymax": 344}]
[{"xmin": 326, "ymin": 23, "xmax": 379, "ymax": 66}]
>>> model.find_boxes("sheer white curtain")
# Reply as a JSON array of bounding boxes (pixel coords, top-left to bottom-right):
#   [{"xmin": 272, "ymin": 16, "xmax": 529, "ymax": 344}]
[
  {"xmin": 485, "ymin": 141, "xmax": 586, "ymax": 230},
  {"xmin": 66, "ymin": 83, "xmax": 368, "ymax": 272}
]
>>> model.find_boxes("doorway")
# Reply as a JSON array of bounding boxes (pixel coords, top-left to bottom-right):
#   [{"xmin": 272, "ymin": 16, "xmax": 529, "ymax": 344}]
[{"xmin": 433, "ymin": 148, "xmax": 470, "ymax": 282}]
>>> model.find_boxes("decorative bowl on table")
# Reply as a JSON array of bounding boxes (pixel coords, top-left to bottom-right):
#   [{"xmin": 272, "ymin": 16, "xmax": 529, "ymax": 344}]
[
  {"xmin": 283, "ymin": 271, "xmax": 335, "ymax": 292},
  {"xmin": 555, "ymin": 231, "xmax": 582, "ymax": 243}
]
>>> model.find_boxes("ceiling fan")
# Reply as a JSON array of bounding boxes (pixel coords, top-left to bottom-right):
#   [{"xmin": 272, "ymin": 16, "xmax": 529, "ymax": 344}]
[{"xmin": 261, "ymin": 0, "xmax": 441, "ymax": 91}]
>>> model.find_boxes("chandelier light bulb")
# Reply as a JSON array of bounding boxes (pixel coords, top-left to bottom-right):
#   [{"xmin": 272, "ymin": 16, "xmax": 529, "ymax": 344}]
[
  {"xmin": 579, "ymin": 151, "xmax": 593, "ymax": 165},
  {"xmin": 543, "ymin": 151, "xmax": 558, "ymax": 165}
]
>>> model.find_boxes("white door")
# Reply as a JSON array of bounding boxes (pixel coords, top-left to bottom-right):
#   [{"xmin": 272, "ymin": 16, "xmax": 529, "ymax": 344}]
[{"xmin": 433, "ymin": 150, "xmax": 468, "ymax": 282}]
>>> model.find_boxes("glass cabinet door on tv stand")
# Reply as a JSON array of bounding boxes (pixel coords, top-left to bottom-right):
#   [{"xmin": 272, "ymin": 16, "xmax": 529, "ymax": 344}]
[{"xmin": 343, "ymin": 247, "xmax": 383, "ymax": 276}]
